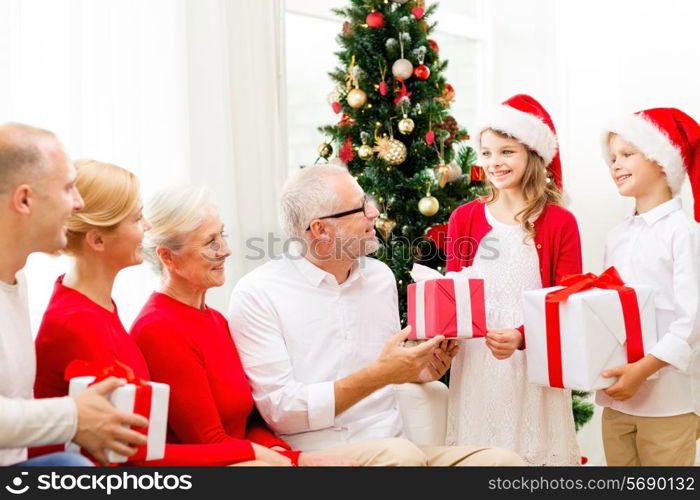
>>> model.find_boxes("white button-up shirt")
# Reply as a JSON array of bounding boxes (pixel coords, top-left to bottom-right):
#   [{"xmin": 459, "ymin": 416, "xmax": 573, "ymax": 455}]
[
  {"xmin": 596, "ymin": 198, "xmax": 700, "ymax": 416},
  {"xmin": 228, "ymin": 251, "xmax": 405, "ymax": 451}
]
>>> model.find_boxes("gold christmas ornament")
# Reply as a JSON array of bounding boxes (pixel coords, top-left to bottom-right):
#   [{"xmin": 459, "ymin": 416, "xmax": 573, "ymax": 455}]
[
  {"xmin": 435, "ymin": 164, "xmax": 450, "ymax": 188},
  {"xmin": 392, "ymin": 58, "xmax": 414, "ymax": 80},
  {"xmin": 318, "ymin": 142, "xmax": 333, "ymax": 159},
  {"xmin": 418, "ymin": 195, "xmax": 440, "ymax": 216},
  {"xmin": 398, "ymin": 117, "xmax": 415, "ymax": 135},
  {"xmin": 374, "ymin": 136, "xmax": 407, "ymax": 165},
  {"xmin": 346, "ymin": 88, "xmax": 367, "ymax": 108},
  {"xmin": 374, "ymin": 216, "xmax": 397, "ymax": 240},
  {"xmin": 358, "ymin": 144, "xmax": 374, "ymax": 160}
]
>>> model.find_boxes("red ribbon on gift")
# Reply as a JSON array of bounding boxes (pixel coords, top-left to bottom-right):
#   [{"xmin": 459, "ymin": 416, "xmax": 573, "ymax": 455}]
[
  {"xmin": 544, "ymin": 267, "xmax": 645, "ymax": 388},
  {"xmin": 65, "ymin": 360, "xmax": 152, "ymax": 462}
]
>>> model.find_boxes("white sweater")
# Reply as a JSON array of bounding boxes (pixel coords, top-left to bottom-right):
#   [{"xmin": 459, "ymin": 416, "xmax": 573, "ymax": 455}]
[{"xmin": 0, "ymin": 271, "xmax": 77, "ymax": 465}]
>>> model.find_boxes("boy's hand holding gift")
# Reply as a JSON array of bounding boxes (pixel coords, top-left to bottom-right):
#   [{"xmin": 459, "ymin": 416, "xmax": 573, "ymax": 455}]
[
  {"xmin": 602, "ymin": 355, "xmax": 668, "ymax": 401},
  {"xmin": 522, "ymin": 267, "xmax": 658, "ymax": 391}
]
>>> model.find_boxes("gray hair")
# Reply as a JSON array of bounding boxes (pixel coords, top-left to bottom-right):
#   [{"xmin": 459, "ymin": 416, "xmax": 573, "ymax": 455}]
[
  {"xmin": 143, "ymin": 185, "xmax": 213, "ymax": 274},
  {"xmin": 279, "ymin": 164, "xmax": 349, "ymax": 239}
]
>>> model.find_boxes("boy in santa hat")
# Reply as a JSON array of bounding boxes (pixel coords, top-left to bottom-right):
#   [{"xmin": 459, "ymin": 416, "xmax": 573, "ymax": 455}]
[{"xmin": 599, "ymin": 107, "xmax": 700, "ymax": 466}]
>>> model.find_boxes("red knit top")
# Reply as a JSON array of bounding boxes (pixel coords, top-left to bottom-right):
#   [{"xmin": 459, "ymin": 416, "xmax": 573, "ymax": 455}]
[
  {"xmin": 35, "ymin": 275, "xmax": 150, "ymax": 399},
  {"xmin": 33, "ymin": 276, "xmax": 288, "ymax": 465},
  {"xmin": 131, "ymin": 292, "xmax": 292, "ymax": 462},
  {"xmin": 446, "ymin": 199, "xmax": 582, "ymax": 287}
]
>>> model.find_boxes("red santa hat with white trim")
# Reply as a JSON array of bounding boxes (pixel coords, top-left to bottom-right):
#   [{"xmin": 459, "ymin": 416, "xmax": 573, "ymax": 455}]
[
  {"xmin": 601, "ymin": 107, "xmax": 700, "ymax": 222},
  {"xmin": 475, "ymin": 94, "xmax": 563, "ymax": 189}
]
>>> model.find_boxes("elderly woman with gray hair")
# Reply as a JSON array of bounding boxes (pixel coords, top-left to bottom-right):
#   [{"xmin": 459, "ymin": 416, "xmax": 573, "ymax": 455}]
[{"xmin": 130, "ymin": 185, "xmax": 357, "ymax": 466}]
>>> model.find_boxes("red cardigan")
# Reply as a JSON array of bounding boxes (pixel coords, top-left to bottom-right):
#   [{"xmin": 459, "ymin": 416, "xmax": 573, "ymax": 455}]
[
  {"xmin": 446, "ymin": 199, "xmax": 582, "ymax": 286},
  {"xmin": 445, "ymin": 200, "xmax": 582, "ymax": 342},
  {"xmin": 33, "ymin": 276, "xmax": 288, "ymax": 466},
  {"xmin": 131, "ymin": 292, "xmax": 293, "ymax": 463}
]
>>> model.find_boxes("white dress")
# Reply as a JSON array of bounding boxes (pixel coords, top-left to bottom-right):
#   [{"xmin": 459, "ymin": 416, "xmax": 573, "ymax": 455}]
[{"xmin": 446, "ymin": 206, "xmax": 581, "ymax": 465}]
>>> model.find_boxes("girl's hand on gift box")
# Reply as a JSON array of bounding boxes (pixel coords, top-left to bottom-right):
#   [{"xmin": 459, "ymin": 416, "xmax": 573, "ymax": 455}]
[
  {"xmin": 602, "ymin": 355, "xmax": 668, "ymax": 401},
  {"xmin": 485, "ymin": 329, "xmax": 523, "ymax": 360}
]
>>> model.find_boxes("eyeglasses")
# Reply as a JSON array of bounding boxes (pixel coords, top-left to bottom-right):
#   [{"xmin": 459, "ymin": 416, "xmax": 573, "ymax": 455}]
[{"xmin": 306, "ymin": 195, "xmax": 372, "ymax": 231}]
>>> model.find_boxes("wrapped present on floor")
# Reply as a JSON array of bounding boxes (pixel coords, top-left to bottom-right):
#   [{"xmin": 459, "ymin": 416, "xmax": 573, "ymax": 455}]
[
  {"xmin": 523, "ymin": 267, "xmax": 657, "ymax": 391},
  {"xmin": 407, "ymin": 264, "xmax": 487, "ymax": 340},
  {"xmin": 65, "ymin": 360, "xmax": 169, "ymax": 463}
]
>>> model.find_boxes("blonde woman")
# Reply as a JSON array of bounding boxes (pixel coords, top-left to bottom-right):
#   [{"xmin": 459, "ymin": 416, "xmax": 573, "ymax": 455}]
[
  {"xmin": 444, "ymin": 95, "xmax": 582, "ymax": 465},
  {"xmin": 33, "ymin": 161, "xmax": 258, "ymax": 465}
]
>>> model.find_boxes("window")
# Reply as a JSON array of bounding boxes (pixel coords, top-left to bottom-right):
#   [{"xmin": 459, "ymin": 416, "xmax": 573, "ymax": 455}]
[{"xmin": 285, "ymin": 0, "xmax": 487, "ymax": 171}]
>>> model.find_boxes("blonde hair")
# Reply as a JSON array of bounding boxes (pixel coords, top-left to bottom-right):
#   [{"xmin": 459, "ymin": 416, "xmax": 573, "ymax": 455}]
[
  {"xmin": 483, "ymin": 129, "xmax": 562, "ymax": 241},
  {"xmin": 143, "ymin": 185, "xmax": 212, "ymax": 274},
  {"xmin": 63, "ymin": 159, "xmax": 140, "ymax": 256}
]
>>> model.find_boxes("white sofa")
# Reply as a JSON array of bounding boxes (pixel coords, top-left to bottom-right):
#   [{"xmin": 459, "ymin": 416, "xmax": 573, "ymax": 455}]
[{"xmin": 395, "ymin": 381, "xmax": 448, "ymax": 446}]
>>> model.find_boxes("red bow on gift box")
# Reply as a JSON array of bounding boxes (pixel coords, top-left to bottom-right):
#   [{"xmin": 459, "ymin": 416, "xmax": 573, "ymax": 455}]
[
  {"xmin": 544, "ymin": 267, "xmax": 645, "ymax": 388},
  {"xmin": 64, "ymin": 359, "xmax": 148, "ymax": 386},
  {"xmin": 65, "ymin": 360, "xmax": 152, "ymax": 461}
]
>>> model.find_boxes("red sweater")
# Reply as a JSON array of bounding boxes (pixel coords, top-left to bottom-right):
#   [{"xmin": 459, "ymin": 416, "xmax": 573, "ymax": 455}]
[
  {"xmin": 131, "ymin": 292, "xmax": 291, "ymax": 463},
  {"xmin": 35, "ymin": 275, "xmax": 150, "ymax": 399},
  {"xmin": 445, "ymin": 200, "xmax": 582, "ymax": 343},
  {"xmin": 446, "ymin": 199, "xmax": 582, "ymax": 287},
  {"xmin": 33, "ymin": 276, "xmax": 270, "ymax": 466}
]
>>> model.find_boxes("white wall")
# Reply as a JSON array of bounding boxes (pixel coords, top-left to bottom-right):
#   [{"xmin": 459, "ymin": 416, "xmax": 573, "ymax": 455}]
[{"xmin": 488, "ymin": 0, "xmax": 700, "ymax": 465}]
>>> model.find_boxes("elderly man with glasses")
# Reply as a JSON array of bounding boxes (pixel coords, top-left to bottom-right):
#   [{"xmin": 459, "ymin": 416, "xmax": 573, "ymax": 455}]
[{"xmin": 227, "ymin": 165, "xmax": 524, "ymax": 466}]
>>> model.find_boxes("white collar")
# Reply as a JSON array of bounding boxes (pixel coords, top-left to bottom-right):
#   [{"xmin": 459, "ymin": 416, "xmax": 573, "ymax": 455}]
[{"xmin": 630, "ymin": 197, "xmax": 682, "ymax": 226}]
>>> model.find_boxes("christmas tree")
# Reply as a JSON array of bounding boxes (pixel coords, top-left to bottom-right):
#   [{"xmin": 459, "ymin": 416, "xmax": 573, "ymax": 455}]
[
  {"xmin": 316, "ymin": 0, "xmax": 485, "ymax": 319},
  {"xmin": 313, "ymin": 0, "xmax": 593, "ymax": 432}
]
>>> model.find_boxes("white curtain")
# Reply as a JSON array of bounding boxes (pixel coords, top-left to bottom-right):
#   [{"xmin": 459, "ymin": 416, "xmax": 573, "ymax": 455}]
[
  {"xmin": 183, "ymin": 0, "xmax": 288, "ymax": 310},
  {"xmin": 0, "ymin": 0, "xmax": 288, "ymax": 328}
]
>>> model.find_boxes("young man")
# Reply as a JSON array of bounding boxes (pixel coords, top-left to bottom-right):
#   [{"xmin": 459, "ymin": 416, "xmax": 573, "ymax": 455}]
[{"xmin": 0, "ymin": 123, "xmax": 148, "ymax": 466}]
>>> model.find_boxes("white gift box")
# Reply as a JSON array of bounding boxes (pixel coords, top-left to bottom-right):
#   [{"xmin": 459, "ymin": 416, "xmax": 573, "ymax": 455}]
[
  {"xmin": 67, "ymin": 376, "xmax": 169, "ymax": 463},
  {"xmin": 523, "ymin": 284, "xmax": 658, "ymax": 391}
]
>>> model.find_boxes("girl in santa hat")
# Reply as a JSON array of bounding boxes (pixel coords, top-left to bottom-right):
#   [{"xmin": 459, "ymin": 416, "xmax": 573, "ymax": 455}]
[
  {"xmin": 444, "ymin": 94, "xmax": 582, "ymax": 465},
  {"xmin": 598, "ymin": 107, "xmax": 699, "ymax": 466}
]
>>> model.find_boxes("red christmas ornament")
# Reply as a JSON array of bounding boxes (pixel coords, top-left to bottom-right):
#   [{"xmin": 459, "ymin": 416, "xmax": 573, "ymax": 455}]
[
  {"xmin": 338, "ymin": 114, "xmax": 355, "ymax": 128},
  {"xmin": 470, "ymin": 165, "xmax": 486, "ymax": 182},
  {"xmin": 339, "ymin": 136, "xmax": 354, "ymax": 163},
  {"xmin": 411, "ymin": 7, "xmax": 424, "ymax": 19},
  {"xmin": 428, "ymin": 39, "xmax": 439, "ymax": 54},
  {"xmin": 414, "ymin": 64, "xmax": 430, "ymax": 80},
  {"xmin": 366, "ymin": 12, "xmax": 384, "ymax": 28},
  {"xmin": 331, "ymin": 101, "xmax": 341, "ymax": 114},
  {"xmin": 379, "ymin": 81, "xmax": 388, "ymax": 96},
  {"xmin": 425, "ymin": 224, "xmax": 448, "ymax": 252},
  {"xmin": 425, "ymin": 130, "xmax": 435, "ymax": 145}
]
